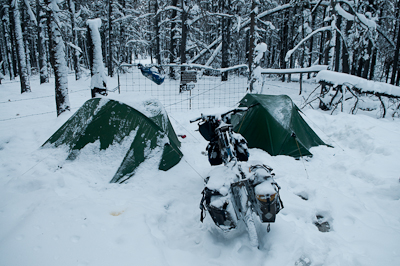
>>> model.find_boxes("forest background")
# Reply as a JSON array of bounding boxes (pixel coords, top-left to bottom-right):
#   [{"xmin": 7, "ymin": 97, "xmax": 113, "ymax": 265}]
[{"xmin": 0, "ymin": 0, "xmax": 399, "ymax": 115}]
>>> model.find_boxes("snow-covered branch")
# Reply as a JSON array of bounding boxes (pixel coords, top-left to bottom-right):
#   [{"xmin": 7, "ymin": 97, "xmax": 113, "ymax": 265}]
[
  {"xmin": 317, "ymin": 70, "xmax": 400, "ymax": 98},
  {"xmin": 162, "ymin": 63, "xmax": 248, "ymax": 73},
  {"xmin": 67, "ymin": 42, "xmax": 82, "ymax": 54},
  {"xmin": 204, "ymin": 43, "xmax": 222, "ymax": 67},
  {"xmin": 257, "ymin": 19, "xmax": 275, "ymax": 30},
  {"xmin": 285, "ymin": 26, "xmax": 332, "ymax": 62},
  {"xmin": 241, "ymin": 3, "xmax": 292, "ymax": 29},
  {"xmin": 335, "ymin": 2, "xmax": 377, "ymax": 30},
  {"xmin": 156, "ymin": 5, "xmax": 183, "ymax": 17},
  {"xmin": 112, "ymin": 15, "xmax": 133, "ymax": 24},
  {"xmin": 188, "ymin": 37, "xmax": 222, "ymax": 64},
  {"xmin": 261, "ymin": 65, "xmax": 328, "ymax": 75}
]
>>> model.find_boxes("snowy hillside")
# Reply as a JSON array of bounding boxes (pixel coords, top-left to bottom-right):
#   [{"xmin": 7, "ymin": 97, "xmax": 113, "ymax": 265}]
[{"xmin": 0, "ymin": 73, "xmax": 399, "ymax": 266}]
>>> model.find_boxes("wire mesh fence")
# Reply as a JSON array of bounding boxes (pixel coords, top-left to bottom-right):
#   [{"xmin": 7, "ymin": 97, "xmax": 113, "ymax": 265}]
[{"xmin": 117, "ymin": 64, "xmax": 249, "ymax": 112}]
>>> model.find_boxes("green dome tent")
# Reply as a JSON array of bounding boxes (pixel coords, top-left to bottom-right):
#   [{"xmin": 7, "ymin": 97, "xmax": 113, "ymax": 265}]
[
  {"xmin": 43, "ymin": 98, "xmax": 183, "ymax": 183},
  {"xmin": 232, "ymin": 94, "xmax": 328, "ymax": 158}
]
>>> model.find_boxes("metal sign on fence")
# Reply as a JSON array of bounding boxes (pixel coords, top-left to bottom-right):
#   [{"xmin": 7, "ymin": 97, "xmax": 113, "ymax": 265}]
[{"xmin": 180, "ymin": 70, "xmax": 197, "ymax": 93}]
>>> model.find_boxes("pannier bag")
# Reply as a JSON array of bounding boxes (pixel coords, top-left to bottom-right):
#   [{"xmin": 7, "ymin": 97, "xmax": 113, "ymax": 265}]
[
  {"xmin": 254, "ymin": 183, "xmax": 283, "ymax": 223},
  {"xmin": 250, "ymin": 165, "xmax": 283, "ymax": 223},
  {"xmin": 200, "ymin": 187, "xmax": 237, "ymax": 230}
]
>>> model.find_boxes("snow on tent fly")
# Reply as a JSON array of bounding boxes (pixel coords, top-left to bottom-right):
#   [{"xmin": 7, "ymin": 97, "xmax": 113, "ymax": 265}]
[
  {"xmin": 42, "ymin": 98, "xmax": 182, "ymax": 183},
  {"xmin": 138, "ymin": 64, "xmax": 165, "ymax": 85}
]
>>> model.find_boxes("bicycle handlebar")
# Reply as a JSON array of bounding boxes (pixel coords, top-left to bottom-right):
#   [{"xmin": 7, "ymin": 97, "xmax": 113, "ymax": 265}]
[
  {"xmin": 190, "ymin": 103, "xmax": 259, "ymax": 123},
  {"xmin": 190, "ymin": 116, "xmax": 203, "ymax": 123},
  {"xmin": 220, "ymin": 107, "xmax": 248, "ymax": 118}
]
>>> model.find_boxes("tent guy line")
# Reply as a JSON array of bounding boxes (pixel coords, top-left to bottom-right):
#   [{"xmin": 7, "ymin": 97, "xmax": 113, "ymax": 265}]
[
  {"xmin": 0, "ymin": 89, "xmax": 88, "ymax": 105},
  {"xmin": 0, "ymin": 107, "xmax": 80, "ymax": 122}
]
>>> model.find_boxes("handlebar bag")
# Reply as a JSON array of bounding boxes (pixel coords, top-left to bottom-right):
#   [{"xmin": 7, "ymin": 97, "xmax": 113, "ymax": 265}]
[{"xmin": 199, "ymin": 121, "xmax": 216, "ymax": 141}]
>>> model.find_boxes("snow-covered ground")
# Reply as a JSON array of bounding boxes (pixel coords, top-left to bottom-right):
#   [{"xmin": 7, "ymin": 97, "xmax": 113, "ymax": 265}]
[{"xmin": 0, "ymin": 71, "xmax": 399, "ymax": 266}]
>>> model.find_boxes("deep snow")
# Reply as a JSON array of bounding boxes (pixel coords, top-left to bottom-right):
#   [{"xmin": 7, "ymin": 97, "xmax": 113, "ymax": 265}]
[{"xmin": 0, "ymin": 70, "xmax": 399, "ymax": 266}]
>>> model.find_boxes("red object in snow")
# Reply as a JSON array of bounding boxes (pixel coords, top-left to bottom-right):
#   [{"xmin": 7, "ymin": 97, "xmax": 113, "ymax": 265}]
[{"xmin": 178, "ymin": 135, "xmax": 187, "ymax": 139}]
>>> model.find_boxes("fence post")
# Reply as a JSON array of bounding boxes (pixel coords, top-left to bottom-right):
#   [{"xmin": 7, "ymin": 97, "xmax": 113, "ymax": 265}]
[{"xmin": 117, "ymin": 65, "xmax": 120, "ymax": 94}]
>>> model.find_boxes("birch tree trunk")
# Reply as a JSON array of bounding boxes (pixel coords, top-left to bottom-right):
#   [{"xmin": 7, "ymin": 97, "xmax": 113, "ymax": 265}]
[
  {"xmin": 1, "ymin": 7, "xmax": 14, "ymax": 80},
  {"xmin": 169, "ymin": 0, "xmax": 178, "ymax": 78},
  {"xmin": 342, "ymin": 20, "xmax": 352, "ymax": 74},
  {"xmin": 308, "ymin": 12, "xmax": 315, "ymax": 79},
  {"xmin": 362, "ymin": 40, "xmax": 373, "ymax": 79},
  {"xmin": 180, "ymin": 0, "xmax": 188, "ymax": 66},
  {"xmin": 248, "ymin": 0, "xmax": 256, "ymax": 90},
  {"xmin": 68, "ymin": 0, "xmax": 81, "ymax": 80},
  {"xmin": 318, "ymin": 8, "xmax": 327, "ymax": 66},
  {"xmin": 390, "ymin": 1, "xmax": 400, "ymax": 85},
  {"xmin": 288, "ymin": 7, "xmax": 296, "ymax": 82},
  {"xmin": 280, "ymin": 8, "xmax": 288, "ymax": 82},
  {"xmin": 369, "ymin": 47, "xmax": 377, "ymax": 80},
  {"xmin": 108, "ymin": 0, "xmax": 113, "ymax": 77},
  {"xmin": 334, "ymin": 14, "xmax": 342, "ymax": 72},
  {"xmin": 46, "ymin": 0, "xmax": 70, "ymax": 116},
  {"xmin": 21, "ymin": 8, "xmax": 31, "ymax": 77},
  {"xmin": 328, "ymin": 1, "xmax": 337, "ymax": 71},
  {"xmin": 221, "ymin": 0, "xmax": 231, "ymax": 81},
  {"xmin": 10, "ymin": 0, "xmax": 31, "ymax": 93},
  {"xmin": 153, "ymin": 0, "xmax": 161, "ymax": 65},
  {"xmin": 8, "ymin": 5, "xmax": 18, "ymax": 79},
  {"xmin": 118, "ymin": 0, "xmax": 126, "ymax": 64},
  {"xmin": 37, "ymin": 0, "xmax": 49, "ymax": 84}
]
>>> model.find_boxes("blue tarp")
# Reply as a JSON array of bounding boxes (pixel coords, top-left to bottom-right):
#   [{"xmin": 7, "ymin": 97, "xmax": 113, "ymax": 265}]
[{"xmin": 138, "ymin": 64, "xmax": 165, "ymax": 85}]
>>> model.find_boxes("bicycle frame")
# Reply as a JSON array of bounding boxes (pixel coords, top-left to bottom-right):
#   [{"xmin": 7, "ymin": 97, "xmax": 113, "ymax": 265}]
[
  {"xmin": 194, "ymin": 106, "xmax": 282, "ymax": 248},
  {"xmin": 215, "ymin": 122, "xmax": 236, "ymax": 165}
]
